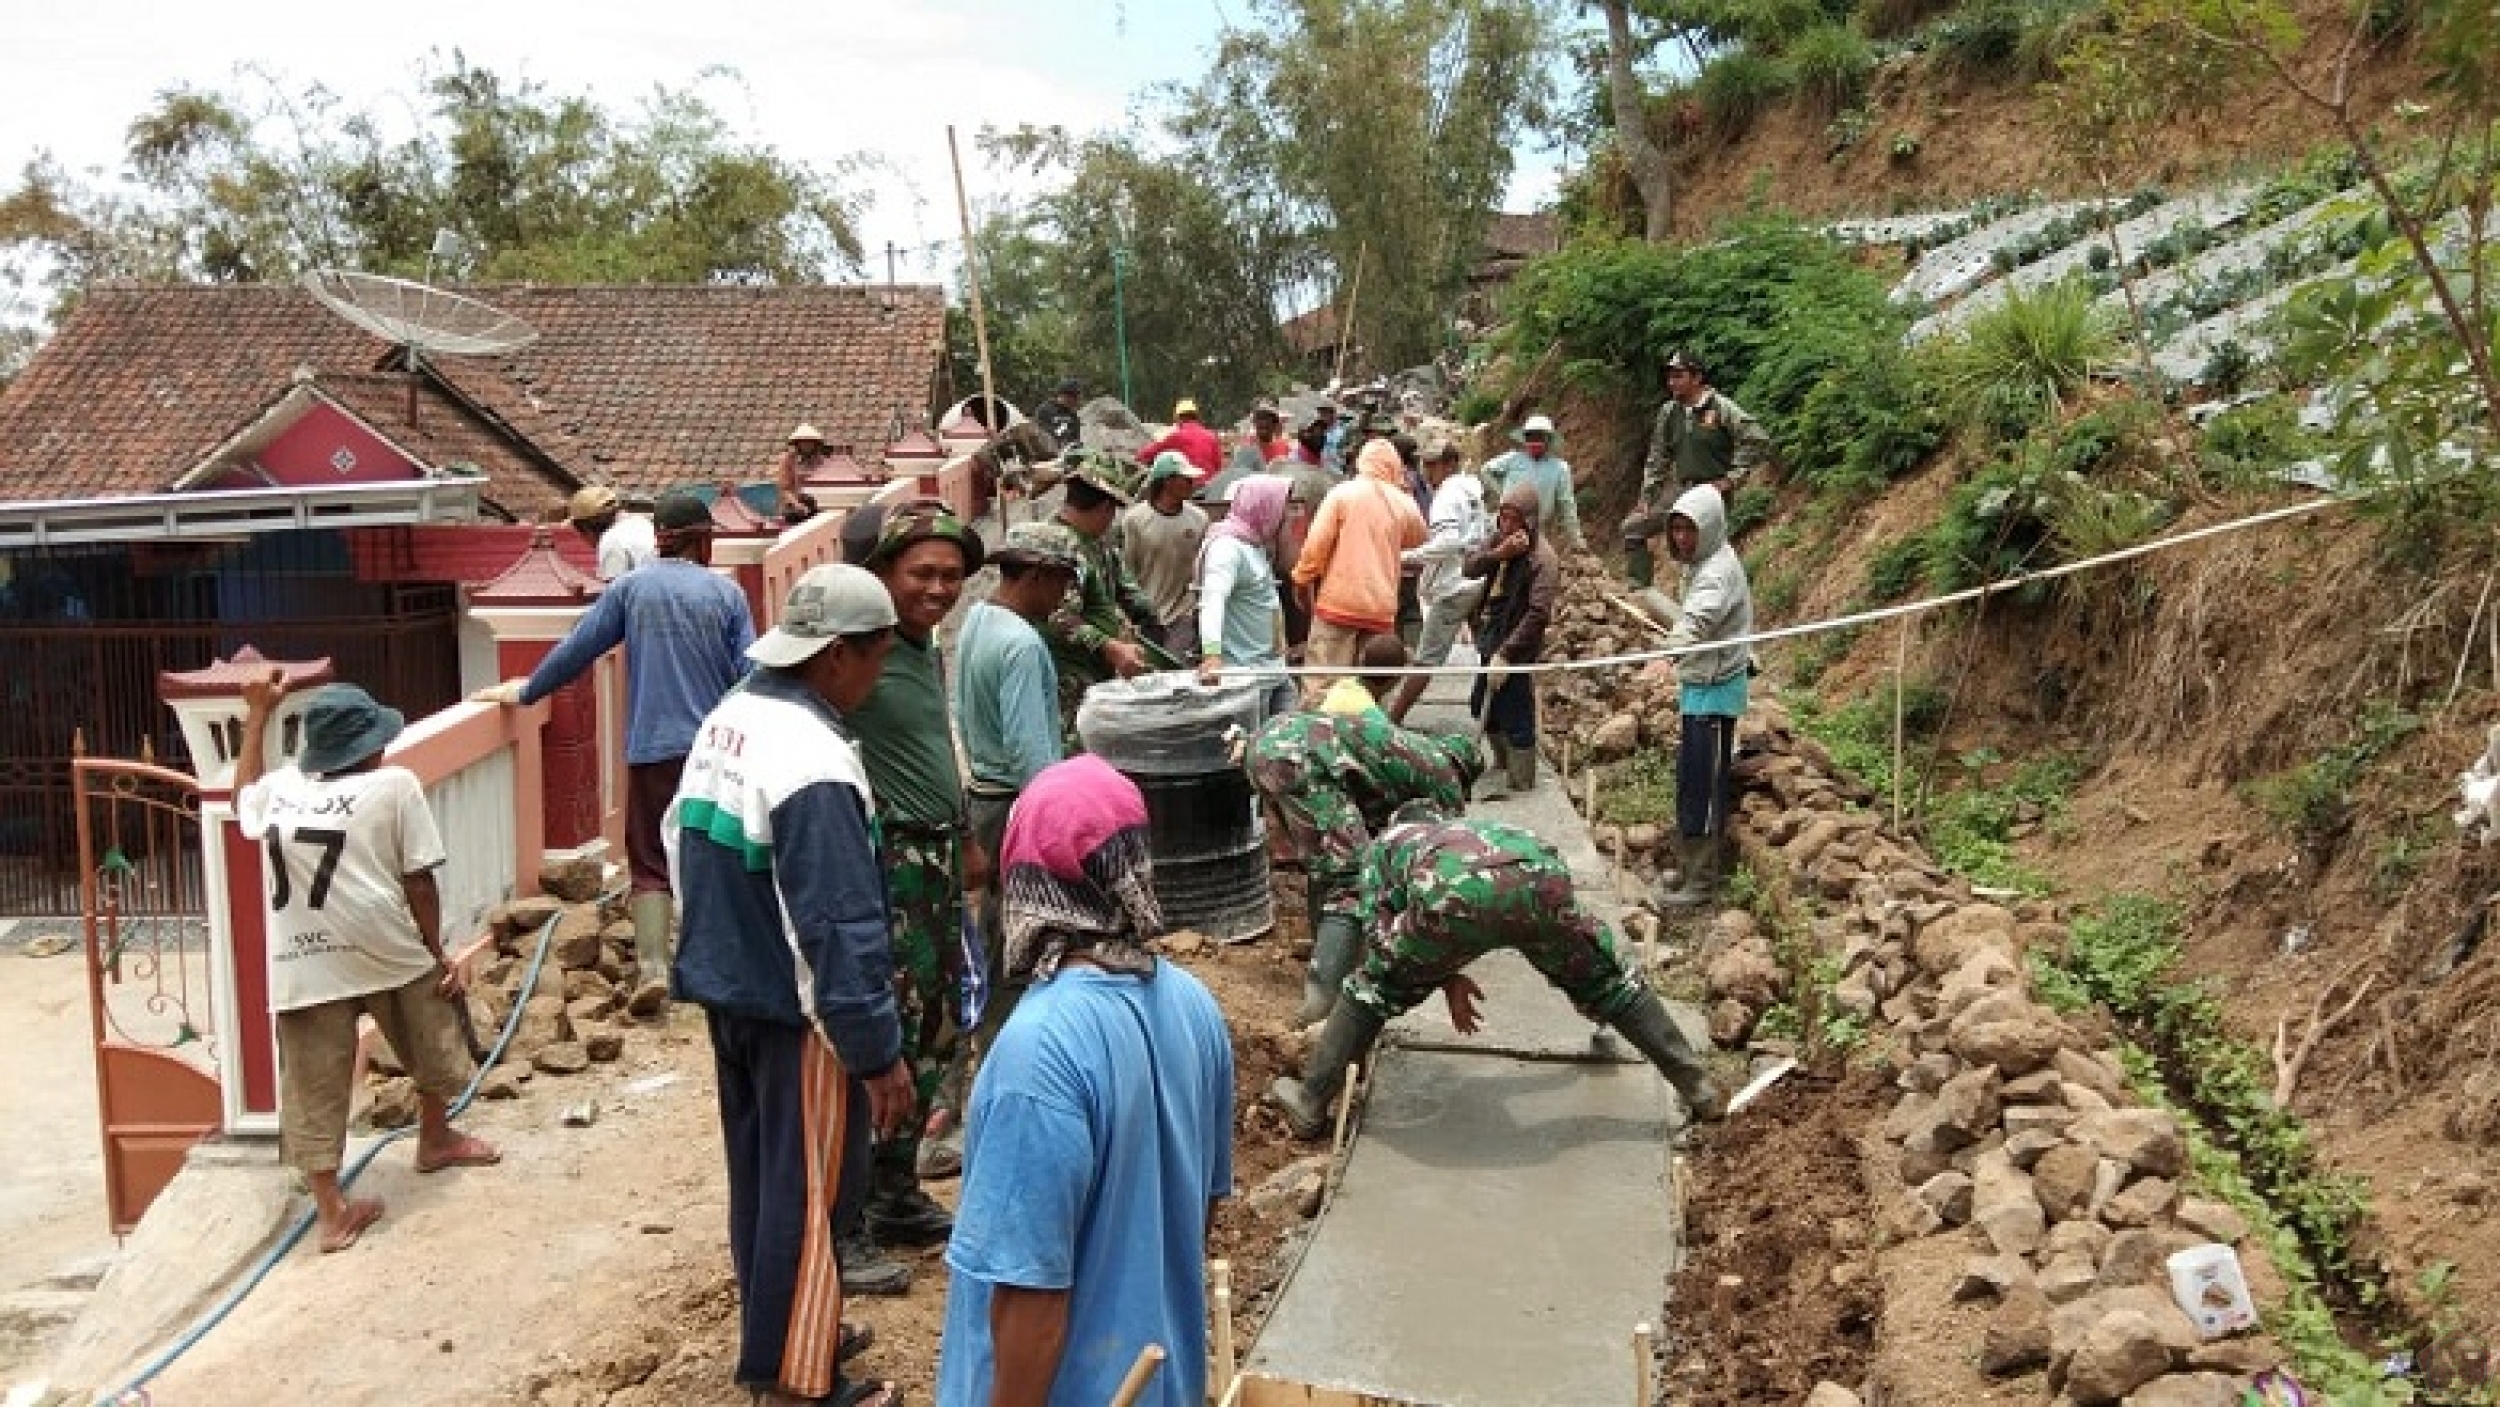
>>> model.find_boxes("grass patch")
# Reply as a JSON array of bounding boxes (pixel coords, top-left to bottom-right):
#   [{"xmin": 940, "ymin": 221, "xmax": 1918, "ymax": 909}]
[{"xmin": 2248, "ymin": 701, "xmax": 2422, "ymax": 849}]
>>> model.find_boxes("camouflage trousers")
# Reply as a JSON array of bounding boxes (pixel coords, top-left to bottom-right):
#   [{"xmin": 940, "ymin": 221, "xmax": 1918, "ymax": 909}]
[
  {"xmin": 879, "ymin": 827, "xmax": 966, "ymax": 1173},
  {"xmin": 1342, "ymin": 852, "xmax": 1647, "ymax": 1024},
  {"xmin": 1247, "ymin": 751, "xmax": 1367, "ymax": 919}
]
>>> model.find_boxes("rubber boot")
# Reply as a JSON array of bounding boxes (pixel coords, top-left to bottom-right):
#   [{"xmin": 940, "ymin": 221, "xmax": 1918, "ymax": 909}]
[
  {"xmin": 1296, "ymin": 913, "xmax": 1362, "ymax": 1028},
  {"xmin": 866, "ymin": 1158, "xmax": 954, "ymax": 1248},
  {"xmin": 1607, "ymin": 991, "xmax": 1726, "ymax": 1122},
  {"xmin": 1653, "ymin": 834, "xmax": 1726, "ymax": 915},
  {"xmin": 1267, "ymin": 1002, "xmax": 1387, "ymax": 1141},
  {"xmin": 1625, "ymin": 538, "xmax": 1656, "ymax": 590},
  {"xmin": 626, "ymin": 892, "xmax": 673, "ymax": 1019},
  {"xmin": 1505, "ymin": 738, "xmax": 1538, "ymax": 794},
  {"xmin": 1475, "ymin": 736, "xmax": 1514, "ymax": 801}
]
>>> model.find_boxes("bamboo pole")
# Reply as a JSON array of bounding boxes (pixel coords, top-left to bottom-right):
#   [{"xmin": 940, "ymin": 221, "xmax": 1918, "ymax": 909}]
[
  {"xmin": 1210, "ymin": 1259, "xmax": 1239, "ymax": 1401},
  {"xmin": 946, "ymin": 126, "xmax": 1000, "ymax": 445},
  {"xmin": 1891, "ymin": 617, "xmax": 1910, "ymax": 831},
  {"xmin": 1332, "ymin": 243, "xmax": 1368, "ymax": 386},
  {"xmin": 1107, "ymin": 1344, "xmax": 1166, "ymax": 1407},
  {"xmin": 1632, "ymin": 1322, "xmax": 1656, "ymax": 1407}
]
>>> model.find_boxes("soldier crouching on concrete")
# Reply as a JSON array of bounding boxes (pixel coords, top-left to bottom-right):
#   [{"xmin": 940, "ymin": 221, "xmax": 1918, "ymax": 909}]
[{"xmin": 1267, "ymin": 801, "xmax": 1727, "ymax": 1138}]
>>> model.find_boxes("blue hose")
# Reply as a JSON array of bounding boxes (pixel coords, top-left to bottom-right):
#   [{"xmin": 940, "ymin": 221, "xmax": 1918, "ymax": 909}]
[{"xmin": 93, "ymin": 893, "xmax": 597, "ymax": 1407}]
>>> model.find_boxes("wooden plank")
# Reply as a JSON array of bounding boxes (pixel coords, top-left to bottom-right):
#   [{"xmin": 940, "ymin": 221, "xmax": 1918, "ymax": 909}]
[{"xmin": 1233, "ymin": 1374, "xmax": 1431, "ymax": 1407}]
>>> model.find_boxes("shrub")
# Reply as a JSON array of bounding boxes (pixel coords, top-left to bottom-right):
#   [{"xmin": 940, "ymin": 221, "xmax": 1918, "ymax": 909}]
[
  {"xmin": 1929, "ymin": 0, "xmax": 2029, "ymax": 77},
  {"xmin": 1865, "ymin": 534, "xmax": 1928, "ymax": 599},
  {"xmin": 1789, "ymin": 23, "xmax": 1877, "ymax": 114},
  {"xmin": 1699, "ymin": 50, "xmax": 1795, "ymax": 138},
  {"xmin": 2197, "ymin": 395, "xmax": 2306, "ymax": 488},
  {"xmin": 1932, "ymin": 280, "xmax": 2118, "ymax": 443},
  {"xmin": 1784, "ymin": 346, "xmax": 1946, "ymax": 495}
]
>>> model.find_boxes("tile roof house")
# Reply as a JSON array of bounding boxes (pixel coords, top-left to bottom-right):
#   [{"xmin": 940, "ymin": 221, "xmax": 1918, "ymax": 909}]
[
  {"xmin": 0, "ymin": 280, "xmax": 951, "ymax": 522},
  {"xmin": 0, "ymin": 280, "xmax": 951, "ymax": 918}
]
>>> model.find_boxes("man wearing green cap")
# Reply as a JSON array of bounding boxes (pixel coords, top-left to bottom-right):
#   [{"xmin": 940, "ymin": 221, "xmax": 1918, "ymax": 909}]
[
  {"xmin": 1114, "ymin": 451, "xmax": 1209, "ymax": 661},
  {"xmin": 839, "ymin": 498, "xmax": 987, "ymax": 1283},
  {"xmin": 1044, "ymin": 452, "xmax": 1164, "ymax": 743}
]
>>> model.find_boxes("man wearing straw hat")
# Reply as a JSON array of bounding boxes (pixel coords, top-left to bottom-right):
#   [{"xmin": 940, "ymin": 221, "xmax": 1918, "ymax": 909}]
[{"xmin": 565, "ymin": 484, "xmax": 656, "ymax": 580}]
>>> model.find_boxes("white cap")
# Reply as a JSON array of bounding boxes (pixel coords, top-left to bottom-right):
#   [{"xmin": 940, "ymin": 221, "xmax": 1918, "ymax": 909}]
[
  {"xmin": 746, "ymin": 563, "xmax": 898, "ymax": 668},
  {"xmin": 1521, "ymin": 414, "xmax": 1557, "ymax": 437}
]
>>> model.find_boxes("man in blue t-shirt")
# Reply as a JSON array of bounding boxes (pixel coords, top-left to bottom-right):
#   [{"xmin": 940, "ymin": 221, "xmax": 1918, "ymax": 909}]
[{"xmin": 936, "ymin": 756, "xmax": 1233, "ymax": 1407}]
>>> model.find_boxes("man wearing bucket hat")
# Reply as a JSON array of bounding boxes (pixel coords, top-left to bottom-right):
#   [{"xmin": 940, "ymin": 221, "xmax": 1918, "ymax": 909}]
[
  {"xmin": 1113, "ymin": 451, "xmax": 1210, "ymax": 661},
  {"xmin": 1137, "ymin": 396, "xmax": 1222, "ymax": 476},
  {"xmin": 567, "ymin": 484, "xmax": 657, "ymax": 580},
  {"xmin": 473, "ymin": 488, "xmax": 753, "ymax": 1020},
  {"xmin": 233, "ymin": 674, "xmax": 502, "ymax": 1255},
  {"xmin": 1624, "ymin": 350, "xmax": 1769, "ymax": 590},
  {"xmin": 1044, "ymin": 451, "xmax": 1164, "ymax": 743},
  {"xmin": 668, "ymin": 561, "xmax": 911, "ymax": 1407},
  {"xmin": 837, "ymin": 499, "xmax": 988, "ymax": 1268},
  {"xmin": 774, "ymin": 422, "xmax": 833, "ymax": 524},
  {"xmin": 1478, "ymin": 414, "xmax": 1585, "ymax": 553}
]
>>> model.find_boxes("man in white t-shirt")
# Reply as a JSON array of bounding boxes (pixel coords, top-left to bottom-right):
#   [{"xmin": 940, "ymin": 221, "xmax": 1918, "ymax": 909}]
[
  {"xmin": 235, "ymin": 675, "xmax": 501, "ymax": 1254},
  {"xmin": 568, "ymin": 484, "xmax": 658, "ymax": 580}
]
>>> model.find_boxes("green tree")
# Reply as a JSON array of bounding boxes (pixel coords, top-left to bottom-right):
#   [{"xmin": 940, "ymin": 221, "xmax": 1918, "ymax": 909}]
[
  {"xmin": 0, "ymin": 56, "xmax": 870, "ymax": 343},
  {"xmin": 1181, "ymin": 0, "xmax": 1557, "ymax": 379}
]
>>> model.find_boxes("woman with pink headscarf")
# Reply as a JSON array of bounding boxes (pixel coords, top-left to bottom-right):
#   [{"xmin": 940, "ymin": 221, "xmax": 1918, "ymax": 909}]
[{"xmin": 1195, "ymin": 474, "xmax": 1296, "ymax": 719}]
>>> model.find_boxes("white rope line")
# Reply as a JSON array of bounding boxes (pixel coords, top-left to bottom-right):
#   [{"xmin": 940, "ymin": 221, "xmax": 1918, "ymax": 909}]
[{"xmin": 1213, "ymin": 491, "xmax": 2355, "ymax": 681}]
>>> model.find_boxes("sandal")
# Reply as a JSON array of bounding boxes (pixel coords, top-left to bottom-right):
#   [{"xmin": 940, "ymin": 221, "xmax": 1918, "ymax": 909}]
[
  {"xmin": 415, "ymin": 1133, "xmax": 502, "ymax": 1174},
  {"xmin": 828, "ymin": 1380, "xmax": 900, "ymax": 1407},
  {"xmin": 319, "ymin": 1198, "xmax": 385, "ymax": 1253}
]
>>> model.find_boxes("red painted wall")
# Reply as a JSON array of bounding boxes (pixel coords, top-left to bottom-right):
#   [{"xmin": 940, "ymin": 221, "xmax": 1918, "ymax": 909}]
[{"xmin": 255, "ymin": 403, "xmax": 420, "ymax": 487}]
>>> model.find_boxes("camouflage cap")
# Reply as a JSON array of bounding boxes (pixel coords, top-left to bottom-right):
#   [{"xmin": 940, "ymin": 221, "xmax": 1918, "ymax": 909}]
[
  {"xmin": 1062, "ymin": 449, "xmax": 1140, "ymax": 507},
  {"xmin": 861, "ymin": 496, "xmax": 985, "ymax": 575},
  {"xmin": 995, "ymin": 520, "xmax": 1084, "ymax": 574}
]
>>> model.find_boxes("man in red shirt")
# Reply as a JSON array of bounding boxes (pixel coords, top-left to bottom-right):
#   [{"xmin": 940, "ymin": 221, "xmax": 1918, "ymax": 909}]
[{"xmin": 1138, "ymin": 398, "xmax": 1222, "ymax": 476}]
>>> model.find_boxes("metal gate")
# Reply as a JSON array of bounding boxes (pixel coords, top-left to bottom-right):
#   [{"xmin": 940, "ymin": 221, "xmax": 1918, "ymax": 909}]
[{"xmin": 73, "ymin": 740, "xmax": 221, "ymax": 1234}]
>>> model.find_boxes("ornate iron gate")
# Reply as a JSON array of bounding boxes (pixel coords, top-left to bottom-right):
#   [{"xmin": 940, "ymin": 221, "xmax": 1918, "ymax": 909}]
[{"xmin": 73, "ymin": 741, "xmax": 221, "ymax": 1234}]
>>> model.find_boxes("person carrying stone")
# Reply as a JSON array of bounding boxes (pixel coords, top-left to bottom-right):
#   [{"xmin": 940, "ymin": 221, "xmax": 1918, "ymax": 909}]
[
  {"xmin": 565, "ymin": 484, "xmax": 656, "ymax": 580},
  {"xmin": 473, "ymin": 488, "xmax": 753, "ymax": 1020},
  {"xmin": 838, "ymin": 499, "xmax": 988, "ymax": 1281},
  {"xmin": 1651, "ymin": 484, "xmax": 1755, "ymax": 914},
  {"xmin": 1478, "ymin": 413, "xmax": 1585, "ymax": 553},
  {"xmin": 1267, "ymin": 799, "xmax": 1726, "ymax": 1140},
  {"xmin": 1113, "ymin": 451, "xmax": 1210, "ymax": 661},
  {"xmin": 1622, "ymin": 350, "xmax": 1769, "ymax": 590},
  {"xmin": 1244, "ymin": 700, "xmax": 1478, "ymax": 1027},
  {"xmin": 1464, "ymin": 481, "xmax": 1558, "ymax": 801},
  {"xmin": 1041, "ymin": 452, "xmax": 1163, "ymax": 743}
]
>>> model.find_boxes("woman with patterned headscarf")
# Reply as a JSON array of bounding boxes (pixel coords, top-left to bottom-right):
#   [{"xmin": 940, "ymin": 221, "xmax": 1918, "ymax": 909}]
[
  {"xmin": 938, "ymin": 755, "xmax": 1235, "ymax": 1407},
  {"xmin": 1195, "ymin": 474, "xmax": 1296, "ymax": 720}
]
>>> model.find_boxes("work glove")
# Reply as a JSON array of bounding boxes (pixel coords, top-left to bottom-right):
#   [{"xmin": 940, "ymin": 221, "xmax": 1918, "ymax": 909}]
[{"xmin": 470, "ymin": 679, "xmax": 527, "ymax": 706}]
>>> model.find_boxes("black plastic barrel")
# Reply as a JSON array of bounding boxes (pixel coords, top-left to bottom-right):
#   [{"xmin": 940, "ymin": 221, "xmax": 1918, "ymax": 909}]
[{"xmin": 1077, "ymin": 670, "xmax": 1275, "ymax": 943}]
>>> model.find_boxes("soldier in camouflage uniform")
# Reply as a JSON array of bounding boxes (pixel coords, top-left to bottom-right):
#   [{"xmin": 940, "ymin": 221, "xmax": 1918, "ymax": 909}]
[
  {"xmin": 1268, "ymin": 803, "xmax": 1726, "ymax": 1138},
  {"xmin": 840, "ymin": 499, "xmax": 988, "ymax": 1291},
  {"xmin": 1244, "ymin": 705, "xmax": 1477, "ymax": 1026},
  {"xmin": 1043, "ymin": 452, "xmax": 1164, "ymax": 745},
  {"xmin": 1622, "ymin": 349, "xmax": 1770, "ymax": 590}
]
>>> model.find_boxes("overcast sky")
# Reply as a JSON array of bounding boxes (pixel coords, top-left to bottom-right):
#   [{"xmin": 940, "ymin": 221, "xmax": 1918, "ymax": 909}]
[{"xmin": 3, "ymin": 0, "xmax": 1569, "ymax": 297}]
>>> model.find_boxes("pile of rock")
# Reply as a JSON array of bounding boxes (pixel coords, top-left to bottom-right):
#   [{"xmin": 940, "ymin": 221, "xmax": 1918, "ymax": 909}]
[
  {"xmin": 362, "ymin": 858, "xmax": 650, "ymax": 1126},
  {"xmin": 1680, "ymin": 709, "xmax": 2288, "ymax": 1404}
]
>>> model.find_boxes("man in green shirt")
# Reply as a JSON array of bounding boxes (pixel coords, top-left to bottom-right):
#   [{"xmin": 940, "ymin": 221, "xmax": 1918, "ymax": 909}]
[
  {"xmin": 841, "ymin": 499, "xmax": 988, "ymax": 1291},
  {"xmin": 1622, "ymin": 350, "xmax": 1770, "ymax": 588}
]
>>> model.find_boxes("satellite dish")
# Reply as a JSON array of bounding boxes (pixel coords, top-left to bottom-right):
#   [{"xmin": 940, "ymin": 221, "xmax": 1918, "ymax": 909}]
[{"xmin": 300, "ymin": 270, "xmax": 538, "ymax": 358}]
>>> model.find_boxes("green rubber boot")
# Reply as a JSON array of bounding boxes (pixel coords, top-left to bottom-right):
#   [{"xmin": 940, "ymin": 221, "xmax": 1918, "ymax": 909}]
[
  {"xmin": 1268, "ymin": 1002, "xmax": 1387, "ymax": 1140},
  {"xmin": 1607, "ymin": 992, "xmax": 1725, "ymax": 1122},
  {"xmin": 626, "ymin": 892, "xmax": 674, "ymax": 1019},
  {"xmin": 1297, "ymin": 913, "xmax": 1362, "ymax": 1028},
  {"xmin": 1653, "ymin": 834, "xmax": 1727, "ymax": 915},
  {"xmin": 1475, "ymin": 736, "xmax": 1514, "ymax": 801}
]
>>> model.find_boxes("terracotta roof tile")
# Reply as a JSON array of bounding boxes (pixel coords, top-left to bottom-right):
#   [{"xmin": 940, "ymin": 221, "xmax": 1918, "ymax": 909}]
[{"xmin": 0, "ymin": 282, "xmax": 949, "ymax": 520}]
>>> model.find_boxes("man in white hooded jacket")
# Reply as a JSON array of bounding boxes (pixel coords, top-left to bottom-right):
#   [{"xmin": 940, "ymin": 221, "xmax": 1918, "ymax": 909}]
[{"xmin": 1653, "ymin": 485, "xmax": 1753, "ymax": 913}]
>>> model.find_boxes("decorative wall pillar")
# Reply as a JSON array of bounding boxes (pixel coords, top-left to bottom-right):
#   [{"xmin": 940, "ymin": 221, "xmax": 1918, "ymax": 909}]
[
  {"xmin": 159, "ymin": 646, "xmax": 336, "ymax": 1135},
  {"xmin": 465, "ymin": 528, "xmax": 614, "ymax": 859}
]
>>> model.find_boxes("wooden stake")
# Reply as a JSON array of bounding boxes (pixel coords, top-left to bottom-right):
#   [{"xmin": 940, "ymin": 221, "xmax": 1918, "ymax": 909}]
[
  {"xmin": 1327, "ymin": 1059, "xmax": 1364, "ymax": 1195},
  {"xmin": 1332, "ymin": 243, "xmax": 1368, "ymax": 386},
  {"xmin": 946, "ymin": 125, "xmax": 1000, "ymax": 442},
  {"xmin": 1632, "ymin": 1322, "xmax": 1656, "ymax": 1407},
  {"xmin": 1584, "ymin": 768, "xmax": 1601, "ymax": 825},
  {"xmin": 1210, "ymin": 1259, "xmax": 1238, "ymax": 1400},
  {"xmin": 1108, "ymin": 1344, "xmax": 1167, "ymax": 1407},
  {"xmin": 1891, "ymin": 617, "xmax": 1911, "ymax": 831}
]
